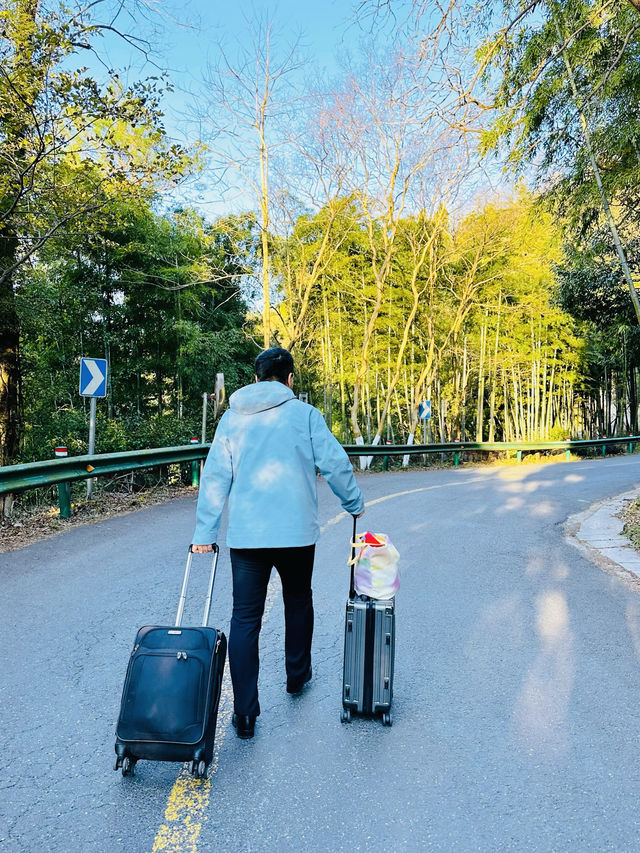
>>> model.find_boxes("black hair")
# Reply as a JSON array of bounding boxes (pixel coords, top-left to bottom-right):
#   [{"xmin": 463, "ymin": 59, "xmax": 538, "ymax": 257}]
[{"xmin": 254, "ymin": 347, "xmax": 294, "ymax": 384}]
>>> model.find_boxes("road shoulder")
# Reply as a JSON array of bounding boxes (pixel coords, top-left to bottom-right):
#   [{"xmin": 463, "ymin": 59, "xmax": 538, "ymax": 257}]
[{"xmin": 565, "ymin": 488, "xmax": 640, "ymax": 592}]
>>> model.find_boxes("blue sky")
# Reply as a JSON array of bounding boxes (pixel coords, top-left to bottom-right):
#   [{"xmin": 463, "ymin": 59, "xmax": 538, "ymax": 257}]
[
  {"xmin": 92, "ymin": 0, "xmax": 509, "ymax": 220},
  {"xmin": 92, "ymin": 0, "xmax": 369, "ymax": 216},
  {"xmin": 102, "ymin": 0, "xmax": 360, "ymax": 136}
]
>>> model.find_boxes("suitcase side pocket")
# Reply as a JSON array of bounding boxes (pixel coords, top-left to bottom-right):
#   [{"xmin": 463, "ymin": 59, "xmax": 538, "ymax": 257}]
[{"xmin": 117, "ymin": 650, "xmax": 207, "ymax": 744}]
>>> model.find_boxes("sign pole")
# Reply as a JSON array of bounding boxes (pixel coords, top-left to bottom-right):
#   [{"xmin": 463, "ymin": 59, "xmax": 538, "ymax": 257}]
[
  {"xmin": 87, "ymin": 396, "xmax": 97, "ymax": 499},
  {"xmin": 78, "ymin": 357, "xmax": 107, "ymax": 499},
  {"xmin": 201, "ymin": 392, "xmax": 208, "ymax": 444},
  {"xmin": 423, "ymin": 415, "xmax": 428, "ymax": 466}
]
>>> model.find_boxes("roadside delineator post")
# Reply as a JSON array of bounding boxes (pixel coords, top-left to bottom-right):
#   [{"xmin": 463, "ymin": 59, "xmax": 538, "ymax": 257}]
[
  {"xmin": 454, "ymin": 438, "xmax": 460, "ymax": 467},
  {"xmin": 55, "ymin": 446, "xmax": 71, "ymax": 519},
  {"xmin": 565, "ymin": 438, "xmax": 570, "ymax": 461},
  {"xmin": 190, "ymin": 437, "xmax": 200, "ymax": 487}
]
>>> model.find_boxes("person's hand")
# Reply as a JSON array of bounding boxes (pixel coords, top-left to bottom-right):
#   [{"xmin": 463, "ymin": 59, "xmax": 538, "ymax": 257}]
[
  {"xmin": 355, "ymin": 509, "xmax": 365, "ymax": 518},
  {"xmin": 192, "ymin": 543, "xmax": 214, "ymax": 553}
]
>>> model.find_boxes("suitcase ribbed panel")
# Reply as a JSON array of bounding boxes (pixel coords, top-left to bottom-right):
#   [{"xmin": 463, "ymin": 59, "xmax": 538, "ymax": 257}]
[
  {"xmin": 342, "ymin": 600, "xmax": 368, "ymax": 713},
  {"xmin": 371, "ymin": 602, "xmax": 394, "ymax": 713},
  {"xmin": 342, "ymin": 597, "xmax": 395, "ymax": 716}
]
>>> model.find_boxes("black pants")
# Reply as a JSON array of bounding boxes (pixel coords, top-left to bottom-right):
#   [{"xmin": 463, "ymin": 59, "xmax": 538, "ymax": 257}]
[{"xmin": 229, "ymin": 544, "xmax": 315, "ymax": 717}]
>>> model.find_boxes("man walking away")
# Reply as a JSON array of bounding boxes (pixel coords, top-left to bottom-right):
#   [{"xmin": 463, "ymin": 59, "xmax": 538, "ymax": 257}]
[{"xmin": 192, "ymin": 347, "xmax": 364, "ymax": 739}]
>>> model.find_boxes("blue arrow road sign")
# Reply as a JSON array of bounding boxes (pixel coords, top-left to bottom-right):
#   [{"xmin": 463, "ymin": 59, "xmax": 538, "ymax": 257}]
[
  {"xmin": 79, "ymin": 358, "xmax": 107, "ymax": 397},
  {"xmin": 418, "ymin": 400, "xmax": 431, "ymax": 420}
]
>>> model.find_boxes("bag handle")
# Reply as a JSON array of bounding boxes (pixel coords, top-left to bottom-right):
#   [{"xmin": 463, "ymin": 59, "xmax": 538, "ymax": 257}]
[
  {"xmin": 349, "ymin": 515, "xmax": 357, "ymax": 598},
  {"xmin": 176, "ymin": 545, "xmax": 220, "ymax": 627},
  {"xmin": 347, "ymin": 532, "xmax": 386, "ymax": 565}
]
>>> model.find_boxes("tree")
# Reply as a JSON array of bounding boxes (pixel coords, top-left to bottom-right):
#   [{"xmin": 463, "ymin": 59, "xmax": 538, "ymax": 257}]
[
  {"xmin": 317, "ymin": 45, "xmax": 469, "ymax": 459},
  {"xmin": 480, "ymin": 0, "xmax": 640, "ymax": 324},
  {"xmin": 0, "ymin": 0, "xmax": 189, "ymax": 475},
  {"xmin": 17, "ymin": 199, "xmax": 256, "ymax": 462},
  {"xmin": 199, "ymin": 16, "xmax": 305, "ymax": 348}
]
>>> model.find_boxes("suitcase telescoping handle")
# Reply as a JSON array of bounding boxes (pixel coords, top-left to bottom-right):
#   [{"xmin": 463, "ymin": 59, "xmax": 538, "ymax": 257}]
[
  {"xmin": 176, "ymin": 545, "xmax": 220, "ymax": 628},
  {"xmin": 349, "ymin": 515, "xmax": 358, "ymax": 599}
]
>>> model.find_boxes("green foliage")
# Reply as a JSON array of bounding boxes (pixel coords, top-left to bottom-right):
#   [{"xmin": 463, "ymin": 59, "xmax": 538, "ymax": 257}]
[
  {"xmin": 481, "ymin": 0, "xmax": 640, "ymax": 250},
  {"xmin": 269, "ymin": 191, "xmax": 583, "ymax": 444},
  {"xmin": 478, "ymin": 0, "xmax": 640, "ymax": 436},
  {"xmin": 0, "ymin": 0, "xmax": 195, "ymax": 466},
  {"xmin": 0, "ymin": 0, "xmax": 191, "ymax": 267},
  {"xmin": 16, "ymin": 197, "xmax": 258, "ymax": 462}
]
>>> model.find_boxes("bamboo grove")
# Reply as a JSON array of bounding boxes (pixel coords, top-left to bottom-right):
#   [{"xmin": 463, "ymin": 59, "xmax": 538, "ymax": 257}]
[{"xmin": 272, "ymin": 193, "xmax": 604, "ymax": 454}]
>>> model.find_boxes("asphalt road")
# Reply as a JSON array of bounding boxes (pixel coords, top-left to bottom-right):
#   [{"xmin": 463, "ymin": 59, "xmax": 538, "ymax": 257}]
[{"xmin": 3, "ymin": 455, "xmax": 640, "ymax": 852}]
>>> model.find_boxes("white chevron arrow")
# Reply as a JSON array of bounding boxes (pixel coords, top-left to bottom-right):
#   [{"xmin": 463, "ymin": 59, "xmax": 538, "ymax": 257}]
[{"xmin": 82, "ymin": 359, "xmax": 105, "ymax": 395}]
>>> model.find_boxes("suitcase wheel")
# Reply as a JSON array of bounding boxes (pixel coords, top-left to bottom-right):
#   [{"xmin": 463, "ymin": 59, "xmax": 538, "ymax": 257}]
[
  {"xmin": 382, "ymin": 711, "xmax": 392, "ymax": 727},
  {"xmin": 190, "ymin": 759, "xmax": 207, "ymax": 779},
  {"xmin": 121, "ymin": 756, "xmax": 136, "ymax": 776},
  {"xmin": 191, "ymin": 760, "xmax": 207, "ymax": 779},
  {"xmin": 340, "ymin": 708, "xmax": 352, "ymax": 724}
]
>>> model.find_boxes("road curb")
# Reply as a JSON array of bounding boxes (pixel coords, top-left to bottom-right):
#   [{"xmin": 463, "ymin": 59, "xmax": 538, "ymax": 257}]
[{"xmin": 564, "ymin": 486, "xmax": 640, "ymax": 589}]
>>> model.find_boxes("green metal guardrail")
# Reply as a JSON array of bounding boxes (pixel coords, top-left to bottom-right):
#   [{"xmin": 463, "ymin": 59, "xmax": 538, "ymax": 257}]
[
  {"xmin": 1, "ymin": 436, "xmax": 639, "ymax": 516},
  {"xmin": 0, "ymin": 444, "xmax": 209, "ymax": 496},
  {"xmin": 343, "ymin": 435, "xmax": 640, "ymax": 462}
]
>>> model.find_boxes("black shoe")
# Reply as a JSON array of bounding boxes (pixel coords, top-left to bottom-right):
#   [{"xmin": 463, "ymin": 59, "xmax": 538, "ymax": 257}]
[
  {"xmin": 286, "ymin": 665, "xmax": 312, "ymax": 695},
  {"xmin": 231, "ymin": 713, "xmax": 255, "ymax": 739}
]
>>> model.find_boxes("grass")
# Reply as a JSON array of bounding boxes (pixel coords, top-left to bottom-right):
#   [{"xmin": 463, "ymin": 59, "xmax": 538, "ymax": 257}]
[{"xmin": 621, "ymin": 497, "xmax": 640, "ymax": 551}]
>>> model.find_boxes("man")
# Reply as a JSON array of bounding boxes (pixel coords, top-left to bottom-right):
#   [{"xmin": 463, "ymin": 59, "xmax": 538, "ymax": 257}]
[{"xmin": 192, "ymin": 347, "xmax": 364, "ymax": 739}]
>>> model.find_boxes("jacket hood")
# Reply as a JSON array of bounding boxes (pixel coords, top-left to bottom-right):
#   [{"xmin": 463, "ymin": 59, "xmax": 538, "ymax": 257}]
[{"xmin": 229, "ymin": 381, "xmax": 295, "ymax": 415}]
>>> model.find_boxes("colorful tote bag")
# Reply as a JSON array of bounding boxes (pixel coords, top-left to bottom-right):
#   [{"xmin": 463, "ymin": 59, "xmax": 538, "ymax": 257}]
[{"xmin": 349, "ymin": 531, "xmax": 400, "ymax": 600}]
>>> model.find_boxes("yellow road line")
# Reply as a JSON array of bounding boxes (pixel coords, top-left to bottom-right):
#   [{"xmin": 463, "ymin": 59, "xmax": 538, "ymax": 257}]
[
  {"xmin": 150, "ymin": 667, "xmax": 233, "ymax": 853},
  {"xmin": 150, "ymin": 576, "xmax": 280, "ymax": 853},
  {"xmin": 321, "ymin": 475, "xmax": 488, "ymax": 533}
]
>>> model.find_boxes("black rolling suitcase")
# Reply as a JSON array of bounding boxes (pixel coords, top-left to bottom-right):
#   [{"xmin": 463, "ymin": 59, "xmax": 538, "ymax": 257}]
[
  {"xmin": 114, "ymin": 545, "xmax": 227, "ymax": 778},
  {"xmin": 341, "ymin": 518, "xmax": 395, "ymax": 726}
]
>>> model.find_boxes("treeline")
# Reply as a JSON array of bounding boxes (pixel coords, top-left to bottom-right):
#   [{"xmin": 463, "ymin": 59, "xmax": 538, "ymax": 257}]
[
  {"xmin": 3, "ymin": 0, "xmax": 640, "ymax": 491},
  {"xmin": 273, "ymin": 192, "xmax": 640, "ymax": 451},
  {"xmin": 15, "ymin": 187, "xmax": 639, "ymax": 473},
  {"xmin": 18, "ymin": 201, "xmax": 257, "ymax": 462}
]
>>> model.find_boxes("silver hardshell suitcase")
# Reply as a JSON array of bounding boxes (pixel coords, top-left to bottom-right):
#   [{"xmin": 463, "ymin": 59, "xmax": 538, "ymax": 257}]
[{"xmin": 341, "ymin": 518, "xmax": 395, "ymax": 726}]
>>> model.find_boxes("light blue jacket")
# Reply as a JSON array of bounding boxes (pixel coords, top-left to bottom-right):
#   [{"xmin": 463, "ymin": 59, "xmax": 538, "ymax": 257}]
[{"xmin": 193, "ymin": 381, "xmax": 364, "ymax": 548}]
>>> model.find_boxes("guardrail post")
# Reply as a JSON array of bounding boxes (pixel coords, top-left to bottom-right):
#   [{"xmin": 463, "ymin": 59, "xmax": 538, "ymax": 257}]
[
  {"xmin": 454, "ymin": 451, "xmax": 460, "ymax": 466},
  {"xmin": 190, "ymin": 437, "xmax": 200, "ymax": 487},
  {"xmin": 516, "ymin": 449, "xmax": 522, "ymax": 463},
  {"xmin": 382, "ymin": 439, "xmax": 392, "ymax": 471},
  {"xmin": 602, "ymin": 444, "xmax": 606, "ymax": 457},
  {"xmin": 629, "ymin": 442, "xmax": 634, "ymax": 455},
  {"xmin": 55, "ymin": 447, "xmax": 71, "ymax": 519}
]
